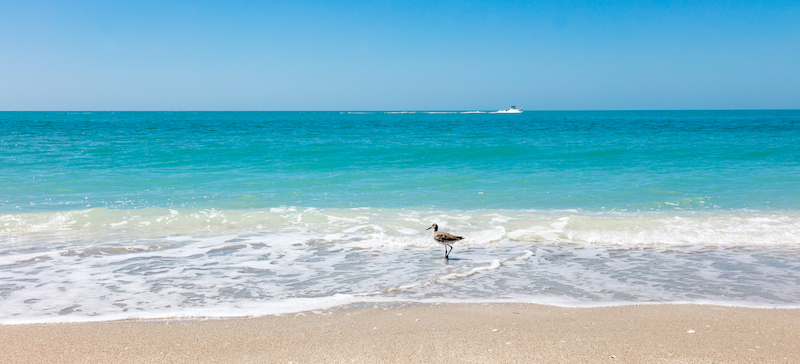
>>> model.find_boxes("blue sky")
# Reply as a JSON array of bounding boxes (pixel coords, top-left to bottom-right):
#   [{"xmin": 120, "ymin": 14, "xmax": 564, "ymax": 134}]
[{"xmin": 1, "ymin": 0, "xmax": 798, "ymax": 111}]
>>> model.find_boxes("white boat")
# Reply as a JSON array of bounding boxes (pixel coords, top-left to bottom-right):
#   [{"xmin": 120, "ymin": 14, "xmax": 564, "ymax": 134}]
[{"xmin": 496, "ymin": 106, "xmax": 523, "ymax": 113}]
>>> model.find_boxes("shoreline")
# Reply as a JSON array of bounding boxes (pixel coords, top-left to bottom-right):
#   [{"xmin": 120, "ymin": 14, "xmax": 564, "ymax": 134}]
[
  {"xmin": 2, "ymin": 303, "xmax": 798, "ymax": 363},
  {"xmin": 5, "ymin": 299, "xmax": 800, "ymax": 326}
]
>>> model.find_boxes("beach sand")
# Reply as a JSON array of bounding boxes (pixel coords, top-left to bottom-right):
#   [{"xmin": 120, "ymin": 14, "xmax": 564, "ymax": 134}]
[{"xmin": 1, "ymin": 304, "xmax": 798, "ymax": 363}]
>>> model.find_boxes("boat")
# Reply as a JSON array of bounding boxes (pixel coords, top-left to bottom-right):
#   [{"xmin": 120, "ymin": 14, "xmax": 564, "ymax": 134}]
[{"xmin": 496, "ymin": 106, "xmax": 523, "ymax": 113}]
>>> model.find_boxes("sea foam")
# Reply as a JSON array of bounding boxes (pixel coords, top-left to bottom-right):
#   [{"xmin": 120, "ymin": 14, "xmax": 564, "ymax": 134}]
[{"xmin": 2, "ymin": 207, "xmax": 800, "ymax": 324}]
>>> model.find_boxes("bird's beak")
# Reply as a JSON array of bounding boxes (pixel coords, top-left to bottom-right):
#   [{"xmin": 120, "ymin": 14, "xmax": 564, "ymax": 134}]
[{"xmin": 426, "ymin": 226, "xmax": 432, "ymax": 230}]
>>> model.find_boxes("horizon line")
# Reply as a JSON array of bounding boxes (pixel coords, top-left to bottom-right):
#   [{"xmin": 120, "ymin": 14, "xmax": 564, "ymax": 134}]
[{"xmin": 2, "ymin": 109, "xmax": 799, "ymax": 113}]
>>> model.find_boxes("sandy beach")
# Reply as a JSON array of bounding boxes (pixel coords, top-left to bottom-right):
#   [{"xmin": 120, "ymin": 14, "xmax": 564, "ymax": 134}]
[{"xmin": 1, "ymin": 303, "xmax": 797, "ymax": 363}]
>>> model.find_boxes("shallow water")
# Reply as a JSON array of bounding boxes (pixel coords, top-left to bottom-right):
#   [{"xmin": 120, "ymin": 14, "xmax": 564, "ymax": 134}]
[{"xmin": 1, "ymin": 111, "xmax": 799, "ymax": 323}]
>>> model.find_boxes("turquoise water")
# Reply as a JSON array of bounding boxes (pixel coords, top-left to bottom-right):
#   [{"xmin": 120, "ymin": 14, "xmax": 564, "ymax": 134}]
[
  {"xmin": 1, "ymin": 111, "xmax": 799, "ymax": 324},
  {"xmin": 3, "ymin": 110, "xmax": 799, "ymax": 212}
]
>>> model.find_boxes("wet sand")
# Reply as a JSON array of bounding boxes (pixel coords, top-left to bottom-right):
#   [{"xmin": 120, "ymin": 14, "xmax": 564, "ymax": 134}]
[{"xmin": 1, "ymin": 303, "xmax": 798, "ymax": 363}]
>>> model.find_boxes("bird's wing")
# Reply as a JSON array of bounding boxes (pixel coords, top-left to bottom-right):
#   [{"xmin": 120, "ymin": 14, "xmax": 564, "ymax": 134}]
[{"xmin": 438, "ymin": 232, "xmax": 463, "ymax": 240}]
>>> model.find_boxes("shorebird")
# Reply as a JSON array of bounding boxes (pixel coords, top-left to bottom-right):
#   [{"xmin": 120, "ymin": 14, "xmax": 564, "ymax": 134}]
[{"xmin": 426, "ymin": 223, "xmax": 463, "ymax": 259}]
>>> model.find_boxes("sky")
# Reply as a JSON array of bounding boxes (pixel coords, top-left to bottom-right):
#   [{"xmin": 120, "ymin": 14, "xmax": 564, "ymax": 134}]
[{"xmin": 1, "ymin": 0, "xmax": 798, "ymax": 111}]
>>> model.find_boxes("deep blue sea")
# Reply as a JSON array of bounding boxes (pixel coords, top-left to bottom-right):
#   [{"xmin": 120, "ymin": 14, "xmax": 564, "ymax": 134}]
[{"xmin": 2, "ymin": 110, "xmax": 799, "ymax": 324}]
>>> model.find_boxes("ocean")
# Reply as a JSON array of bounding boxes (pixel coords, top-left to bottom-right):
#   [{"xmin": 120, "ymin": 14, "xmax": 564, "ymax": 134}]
[{"xmin": 1, "ymin": 110, "xmax": 799, "ymax": 324}]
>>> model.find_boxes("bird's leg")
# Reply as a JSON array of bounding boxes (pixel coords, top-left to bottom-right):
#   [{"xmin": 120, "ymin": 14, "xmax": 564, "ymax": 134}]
[{"xmin": 445, "ymin": 245, "xmax": 449, "ymax": 259}]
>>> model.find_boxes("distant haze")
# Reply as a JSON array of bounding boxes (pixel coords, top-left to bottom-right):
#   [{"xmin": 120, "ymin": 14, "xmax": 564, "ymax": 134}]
[{"xmin": 1, "ymin": 1, "xmax": 798, "ymax": 111}]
